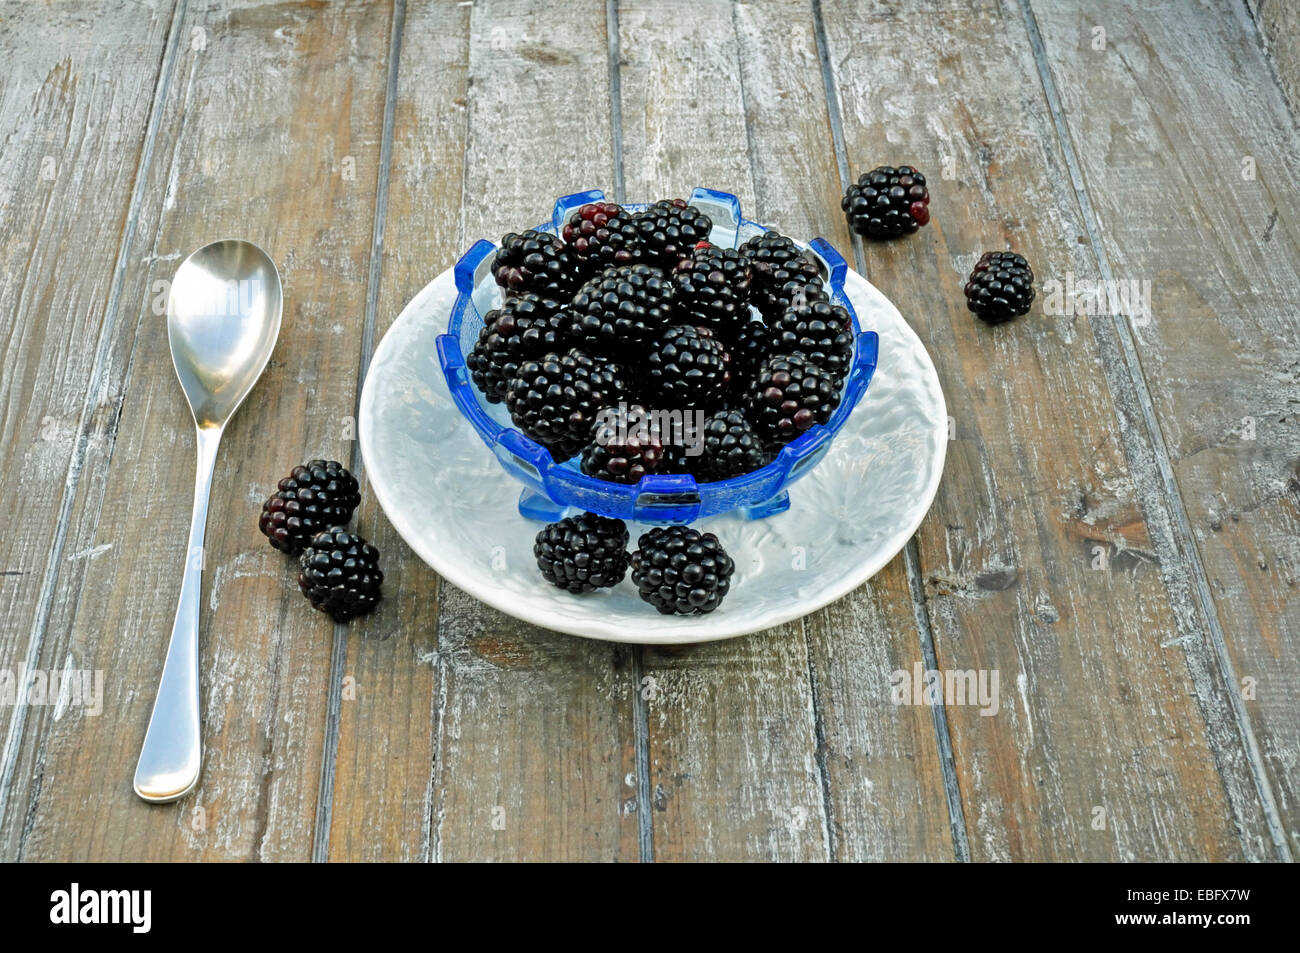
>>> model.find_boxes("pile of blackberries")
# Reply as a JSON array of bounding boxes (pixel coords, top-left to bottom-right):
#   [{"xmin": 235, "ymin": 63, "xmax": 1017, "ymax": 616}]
[
  {"xmin": 259, "ymin": 459, "xmax": 382, "ymax": 623},
  {"xmin": 469, "ymin": 198, "xmax": 858, "ymax": 486},
  {"xmin": 535, "ymin": 514, "xmax": 735, "ymax": 616}
]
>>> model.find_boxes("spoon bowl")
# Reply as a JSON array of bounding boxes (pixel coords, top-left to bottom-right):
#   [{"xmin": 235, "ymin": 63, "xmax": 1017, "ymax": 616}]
[
  {"xmin": 168, "ymin": 240, "xmax": 282, "ymax": 428},
  {"xmin": 135, "ymin": 239, "xmax": 281, "ymax": 803}
]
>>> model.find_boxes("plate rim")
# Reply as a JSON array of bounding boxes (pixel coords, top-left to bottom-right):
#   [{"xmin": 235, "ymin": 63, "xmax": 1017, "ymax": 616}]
[{"xmin": 360, "ymin": 266, "xmax": 947, "ymax": 644}]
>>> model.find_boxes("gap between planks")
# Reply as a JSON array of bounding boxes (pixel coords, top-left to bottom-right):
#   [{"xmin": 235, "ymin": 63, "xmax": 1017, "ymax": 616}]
[
  {"xmin": 608, "ymin": 0, "xmax": 656, "ymax": 865},
  {"xmin": 810, "ymin": 0, "xmax": 972, "ymax": 863},
  {"xmin": 1015, "ymin": 0, "xmax": 1292, "ymax": 862},
  {"xmin": 0, "ymin": 0, "xmax": 190, "ymax": 848}
]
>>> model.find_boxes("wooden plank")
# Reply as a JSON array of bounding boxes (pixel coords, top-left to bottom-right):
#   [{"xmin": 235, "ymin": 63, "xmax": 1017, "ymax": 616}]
[
  {"xmin": 0, "ymin": 0, "xmax": 179, "ymax": 860},
  {"xmin": 16, "ymin": 0, "xmax": 397, "ymax": 860},
  {"xmin": 325, "ymin": 0, "xmax": 468, "ymax": 863},
  {"xmin": 732, "ymin": 0, "xmax": 956, "ymax": 862},
  {"xmin": 425, "ymin": 0, "xmax": 640, "ymax": 863},
  {"xmin": 821, "ymin": 0, "xmax": 1272, "ymax": 860},
  {"xmin": 618, "ymin": 0, "xmax": 951, "ymax": 862},
  {"xmin": 1029, "ymin": 0, "xmax": 1300, "ymax": 857},
  {"xmin": 801, "ymin": 572, "xmax": 959, "ymax": 860}
]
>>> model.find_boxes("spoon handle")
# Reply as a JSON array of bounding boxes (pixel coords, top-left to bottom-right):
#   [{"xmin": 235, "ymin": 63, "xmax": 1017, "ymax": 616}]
[{"xmin": 134, "ymin": 425, "xmax": 221, "ymax": 802}]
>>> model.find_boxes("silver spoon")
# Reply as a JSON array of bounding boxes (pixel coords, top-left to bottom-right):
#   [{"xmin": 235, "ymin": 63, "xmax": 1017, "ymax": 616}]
[{"xmin": 134, "ymin": 240, "xmax": 282, "ymax": 802}]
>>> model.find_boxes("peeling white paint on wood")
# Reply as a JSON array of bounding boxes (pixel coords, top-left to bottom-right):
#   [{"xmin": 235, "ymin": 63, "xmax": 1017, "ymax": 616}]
[
  {"xmin": 822, "ymin": 0, "xmax": 1270, "ymax": 861},
  {"xmin": 1030, "ymin": 0, "xmax": 1300, "ymax": 858}
]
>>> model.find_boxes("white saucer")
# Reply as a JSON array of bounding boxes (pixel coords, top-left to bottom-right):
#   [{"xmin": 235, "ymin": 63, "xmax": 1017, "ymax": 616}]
[{"xmin": 359, "ymin": 266, "xmax": 947, "ymax": 643}]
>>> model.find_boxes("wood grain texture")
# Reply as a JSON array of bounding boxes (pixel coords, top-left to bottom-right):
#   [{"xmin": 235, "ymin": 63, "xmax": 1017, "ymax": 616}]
[
  {"xmin": 16, "ymin": 0, "xmax": 396, "ymax": 860},
  {"xmin": 426, "ymin": 0, "xmax": 640, "ymax": 863},
  {"xmin": 1030, "ymin": 0, "xmax": 1300, "ymax": 856},
  {"xmin": 1249, "ymin": 0, "xmax": 1300, "ymax": 114},
  {"xmin": 323, "ymin": 0, "xmax": 468, "ymax": 864},
  {"xmin": 801, "ymin": 571, "xmax": 958, "ymax": 859},
  {"xmin": 821, "ymin": 0, "xmax": 1271, "ymax": 861},
  {"xmin": 0, "ymin": 0, "xmax": 179, "ymax": 860}
]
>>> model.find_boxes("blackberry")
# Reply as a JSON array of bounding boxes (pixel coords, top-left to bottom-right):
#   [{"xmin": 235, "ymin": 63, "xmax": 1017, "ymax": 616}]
[
  {"xmin": 758, "ymin": 276, "xmax": 830, "ymax": 326},
  {"xmin": 633, "ymin": 199, "xmax": 713, "ymax": 270},
  {"xmin": 631, "ymin": 525, "xmax": 735, "ymax": 615},
  {"xmin": 695, "ymin": 409, "xmax": 768, "ymax": 482},
  {"xmin": 506, "ymin": 348, "xmax": 627, "ymax": 461},
  {"xmin": 492, "ymin": 229, "xmax": 583, "ymax": 298},
  {"xmin": 646, "ymin": 324, "xmax": 731, "ymax": 409},
  {"xmin": 658, "ymin": 441, "xmax": 694, "ymax": 475},
  {"xmin": 534, "ymin": 512, "xmax": 630, "ymax": 593},
  {"xmin": 746, "ymin": 352, "xmax": 841, "ymax": 447},
  {"xmin": 566, "ymin": 263, "xmax": 676, "ymax": 355},
  {"xmin": 581, "ymin": 403, "xmax": 667, "ymax": 484},
  {"xmin": 561, "ymin": 201, "xmax": 643, "ymax": 270},
  {"xmin": 768, "ymin": 300, "xmax": 855, "ymax": 383},
  {"xmin": 297, "ymin": 528, "xmax": 383, "ymax": 622},
  {"xmin": 259, "ymin": 459, "xmax": 361, "ymax": 554},
  {"xmin": 739, "ymin": 230, "xmax": 827, "ymax": 321},
  {"xmin": 841, "ymin": 165, "xmax": 930, "ymax": 239},
  {"xmin": 672, "ymin": 243, "xmax": 752, "ymax": 338},
  {"xmin": 727, "ymin": 319, "xmax": 773, "ymax": 386},
  {"xmin": 466, "ymin": 294, "xmax": 569, "ymax": 403},
  {"xmin": 740, "ymin": 229, "xmax": 821, "ymax": 281},
  {"xmin": 964, "ymin": 251, "xmax": 1034, "ymax": 324}
]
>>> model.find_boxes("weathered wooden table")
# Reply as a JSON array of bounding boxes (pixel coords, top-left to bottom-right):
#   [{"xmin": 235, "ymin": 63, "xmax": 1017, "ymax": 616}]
[{"xmin": 1, "ymin": 0, "xmax": 1296, "ymax": 862}]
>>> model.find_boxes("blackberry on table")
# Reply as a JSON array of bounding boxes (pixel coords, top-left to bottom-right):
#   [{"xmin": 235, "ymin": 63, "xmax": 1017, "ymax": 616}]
[
  {"xmin": 745, "ymin": 352, "xmax": 841, "ymax": 447},
  {"xmin": 739, "ymin": 230, "xmax": 827, "ymax": 322},
  {"xmin": 297, "ymin": 528, "xmax": 383, "ymax": 622},
  {"xmin": 633, "ymin": 199, "xmax": 713, "ymax": 270},
  {"xmin": 581, "ymin": 403, "xmax": 667, "ymax": 484},
  {"xmin": 566, "ymin": 263, "xmax": 676, "ymax": 356},
  {"xmin": 259, "ymin": 459, "xmax": 361, "ymax": 554},
  {"xmin": 695, "ymin": 409, "xmax": 768, "ymax": 482},
  {"xmin": 768, "ymin": 300, "xmax": 855, "ymax": 383},
  {"xmin": 466, "ymin": 294, "xmax": 569, "ymax": 403},
  {"xmin": 841, "ymin": 165, "xmax": 931, "ymax": 239},
  {"xmin": 964, "ymin": 251, "xmax": 1034, "ymax": 324},
  {"xmin": 673, "ymin": 243, "xmax": 752, "ymax": 339},
  {"xmin": 631, "ymin": 525, "xmax": 735, "ymax": 615},
  {"xmin": 491, "ymin": 229, "xmax": 583, "ymax": 298},
  {"xmin": 506, "ymin": 348, "xmax": 627, "ymax": 461},
  {"xmin": 534, "ymin": 512, "xmax": 630, "ymax": 593},
  {"xmin": 561, "ymin": 201, "xmax": 643, "ymax": 271},
  {"xmin": 646, "ymin": 324, "xmax": 731, "ymax": 409}
]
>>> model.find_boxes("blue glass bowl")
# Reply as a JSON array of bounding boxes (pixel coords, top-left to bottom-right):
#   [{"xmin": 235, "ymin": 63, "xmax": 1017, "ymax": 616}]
[{"xmin": 436, "ymin": 188, "xmax": 879, "ymax": 524}]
